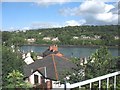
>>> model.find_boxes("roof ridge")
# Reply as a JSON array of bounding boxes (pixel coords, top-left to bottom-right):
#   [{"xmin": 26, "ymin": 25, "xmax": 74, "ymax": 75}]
[
  {"xmin": 53, "ymin": 54, "xmax": 69, "ymax": 61},
  {"xmin": 51, "ymin": 54, "xmax": 58, "ymax": 80}
]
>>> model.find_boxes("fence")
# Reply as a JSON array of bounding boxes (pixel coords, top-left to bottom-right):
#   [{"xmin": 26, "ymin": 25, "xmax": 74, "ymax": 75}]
[{"xmin": 67, "ymin": 71, "xmax": 120, "ymax": 90}]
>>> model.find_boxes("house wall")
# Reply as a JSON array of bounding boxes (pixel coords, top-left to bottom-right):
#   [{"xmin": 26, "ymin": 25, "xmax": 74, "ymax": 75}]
[
  {"xmin": 28, "ymin": 71, "xmax": 62, "ymax": 88},
  {"xmin": 29, "ymin": 71, "xmax": 42, "ymax": 85},
  {"xmin": 52, "ymin": 81, "xmax": 61, "ymax": 88},
  {"xmin": 24, "ymin": 56, "xmax": 34, "ymax": 64}
]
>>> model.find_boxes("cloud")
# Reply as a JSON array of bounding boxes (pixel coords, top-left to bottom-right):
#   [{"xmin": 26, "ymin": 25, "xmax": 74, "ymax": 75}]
[
  {"xmin": 9, "ymin": 27, "xmax": 14, "ymax": 31},
  {"xmin": 22, "ymin": 27, "xmax": 30, "ymax": 30},
  {"xmin": 30, "ymin": 22, "xmax": 62, "ymax": 29},
  {"xmin": 60, "ymin": 1, "xmax": 118, "ymax": 25},
  {"xmin": 34, "ymin": 0, "xmax": 71, "ymax": 6},
  {"xmin": 22, "ymin": 20, "xmax": 86, "ymax": 30},
  {"xmin": 110, "ymin": 2, "xmax": 119, "ymax": 14},
  {"xmin": 2, "ymin": 0, "xmax": 119, "ymax": 2},
  {"xmin": 65, "ymin": 19, "xmax": 86, "ymax": 26}
]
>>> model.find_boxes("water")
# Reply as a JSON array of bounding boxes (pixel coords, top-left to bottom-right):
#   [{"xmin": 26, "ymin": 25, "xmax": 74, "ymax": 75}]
[{"xmin": 20, "ymin": 45, "xmax": 119, "ymax": 57}]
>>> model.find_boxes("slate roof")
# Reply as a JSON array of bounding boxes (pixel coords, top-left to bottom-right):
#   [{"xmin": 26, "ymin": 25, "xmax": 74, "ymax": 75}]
[
  {"xmin": 24, "ymin": 54, "xmax": 76, "ymax": 80},
  {"xmin": 42, "ymin": 49, "xmax": 59, "ymax": 57}
]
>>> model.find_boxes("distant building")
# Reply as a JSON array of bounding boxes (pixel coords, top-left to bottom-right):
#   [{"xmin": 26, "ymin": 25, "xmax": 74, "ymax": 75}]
[
  {"xmin": 73, "ymin": 36, "xmax": 79, "ymax": 39},
  {"xmin": 81, "ymin": 35, "xmax": 91, "ymax": 39},
  {"xmin": 51, "ymin": 37, "xmax": 59, "ymax": 42},
  {"xmin": 114, "ymin": 36, "xmax": 119, "ymax": 40},
  {"xmin": 22, "ymin": 30, "xmax": 26, "ymax": 33},
  {"xmin": 43, "ymin": 37, "xmax": 51, "ymax": 41},
  {"xmin": 25, "ymin": 38, "xmax": 36, "ymax": 43},
  {"xmin": 94, "ymin": 35, "xmax": 101, "ymax": 39},
  {"xmin": 39, "ymin": 32, "xmax": 42, "ymax": 35}
]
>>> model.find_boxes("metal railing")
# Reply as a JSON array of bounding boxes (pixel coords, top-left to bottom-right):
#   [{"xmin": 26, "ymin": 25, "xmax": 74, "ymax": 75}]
[{"xmin": 68, "ymin": 71, "xmax": 120, "ymax": 90}]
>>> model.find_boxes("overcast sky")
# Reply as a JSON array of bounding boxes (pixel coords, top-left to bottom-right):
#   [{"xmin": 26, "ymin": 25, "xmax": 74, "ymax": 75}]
[{"xmin": 1, "ymin": 0, "xmax": 119, "ymax": 31}]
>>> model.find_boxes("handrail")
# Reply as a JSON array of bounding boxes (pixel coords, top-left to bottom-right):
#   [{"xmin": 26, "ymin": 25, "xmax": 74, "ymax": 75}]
[{"xmin": 69, "ymin": 71, "xmax": 120, "ymax": 88}]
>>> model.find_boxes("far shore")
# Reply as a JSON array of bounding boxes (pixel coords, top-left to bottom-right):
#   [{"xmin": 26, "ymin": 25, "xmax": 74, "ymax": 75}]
[{"xmin": 19, "ymin": 44, "xmax": 119, "ymax": 49}]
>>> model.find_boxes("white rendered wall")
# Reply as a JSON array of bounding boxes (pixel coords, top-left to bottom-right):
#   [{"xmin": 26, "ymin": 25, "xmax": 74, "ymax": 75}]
[
  {"xmin": 24, "ymin": 56, "xmax": 34, "ymax": 65},
  {"xmin": 29, "ymin": 71, "xmax": 42, "ymax": 85}
]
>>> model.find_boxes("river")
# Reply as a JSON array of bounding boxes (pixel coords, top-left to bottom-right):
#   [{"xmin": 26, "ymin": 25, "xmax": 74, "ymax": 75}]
[{"xmin": 20, "ymin": 45, "xmax": 119, "ymax": 58}]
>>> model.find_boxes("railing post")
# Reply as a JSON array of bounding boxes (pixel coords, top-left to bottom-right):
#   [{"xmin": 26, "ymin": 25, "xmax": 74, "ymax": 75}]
[
  {"xmin": 90, "ymin": 82, "xmax": 92, "ymax": 90},
  {"xmin": 114, "ymin": 75, "xmax": 116, "ymax": 90},
  {"xmin": 99, "ymin": 80, "xmax": 101, "ymax": 90},
  {"xmin": 107, "ymin": 78, "xmax": 109, "ymax": 90},
  {"xmin": 79, "ymin": 85, "xmax": 81, "ymax": 90}
]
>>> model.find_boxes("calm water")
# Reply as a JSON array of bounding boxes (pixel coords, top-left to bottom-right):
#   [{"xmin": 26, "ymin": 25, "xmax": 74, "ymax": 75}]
[{"xmin": 20, "ymin": 45, "xmax": 119, "ymax": 57}]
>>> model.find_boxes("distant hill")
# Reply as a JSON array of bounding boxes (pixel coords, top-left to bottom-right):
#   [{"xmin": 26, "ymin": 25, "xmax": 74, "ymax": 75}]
[{"xmin": 2, "ymin": 25, "xmax": 119, "ymax": 46}]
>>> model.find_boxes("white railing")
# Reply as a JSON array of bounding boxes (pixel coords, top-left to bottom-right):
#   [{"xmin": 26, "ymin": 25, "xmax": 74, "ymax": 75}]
[{"xmin": 68, "ymin": 71, "xmax": 120, "ymax": 90}]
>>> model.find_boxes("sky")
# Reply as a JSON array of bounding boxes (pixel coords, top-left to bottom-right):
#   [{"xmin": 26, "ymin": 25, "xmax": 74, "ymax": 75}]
[{"xmin": 1, "ymin": 0, "xmax": 119, "ymax": 31}]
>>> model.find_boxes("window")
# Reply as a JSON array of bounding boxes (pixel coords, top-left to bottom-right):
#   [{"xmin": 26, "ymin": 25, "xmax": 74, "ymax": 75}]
[{"xmin": 34, "ymin": 74, "xmax": 39, "ymax": 84}]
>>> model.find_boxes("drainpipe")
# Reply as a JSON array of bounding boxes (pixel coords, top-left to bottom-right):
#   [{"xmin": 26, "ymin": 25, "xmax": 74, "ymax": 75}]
[
  {"xmin": 44, "ymin": 67, "xmax": 47, "ymax": 83},
  {"xmin": 64, "ymin": 78, "xmax": 67, "ymax": 90}
]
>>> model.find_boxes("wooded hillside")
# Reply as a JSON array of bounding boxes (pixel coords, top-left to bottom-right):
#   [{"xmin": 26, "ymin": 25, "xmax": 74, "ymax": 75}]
[{"xmin": 2, "ymin": 25, "xmax": 119, "ymax": 46}]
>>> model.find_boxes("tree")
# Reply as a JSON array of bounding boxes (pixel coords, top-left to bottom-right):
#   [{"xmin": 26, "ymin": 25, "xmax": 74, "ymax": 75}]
[
  {"xmin": 60, "ymin": 57, "xmax": 85, "ymax": 84},
  {"xmin": 116, "ymin": 57, "xmax": 120, "ymax": 70},
  {"xmin": 100, "ymin": 34, "xmax": 114, "ymax": 45},
  {"xmin": 85, "ymin": 46, "xmax": 113, "ymax": 79},
  {"xmin": 2, "ymin": 31, "xmax": 11, "ymax": 42},
  {"xmin": 11, "ymin": 37, "xmax": 26, "ymax": 45},
  {"xmin": 85, "ymin": 46, "xmax": 120, "ymax": 89},
  {"xmin": 2, "ymin": 46, "xmax": 24, "ymax": 87},
  {"xmin": 2, "ymin": 31, "xmax": 12, "ymax": 46},
  {"xmin": 6, "ymin": 70, "xmax": 32, "ymax": 89}
]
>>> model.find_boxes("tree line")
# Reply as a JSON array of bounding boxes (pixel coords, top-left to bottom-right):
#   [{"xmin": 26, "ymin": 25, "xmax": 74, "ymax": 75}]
[{"xmin": 2, "ymin": 25, "xmax": 119, "ymax": 46}]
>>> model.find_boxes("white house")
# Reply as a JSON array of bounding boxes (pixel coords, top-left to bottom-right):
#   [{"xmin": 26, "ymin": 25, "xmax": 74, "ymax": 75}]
[
  {"xmin": 24, "ymin": 52, "xmax": 34, "ymax": 65},
  {"xmin": 42, "ymin": 37, "xmax": 51, "ymax": 41},
  {"xmin": 51, "ymin": 37, "xmax": 59, "ymax": 42},
  {"xmin": 81, "ymin": 35, "xmax": 91, "ymax": 39},
  {"xmin": 26, "ymin": 38, "xmax": 36, "ymax": 43},
  {"xmin": 114, "ymin": 36, "xmax": 119, "ymax": 40},
  {"xmin": 25, "ymin": 70, "xmax": 61, "ymax": 89},
  {"xmin": 94, "ymin": 35, "xmax": 101, "ymax": 39},
  {"xmin": 39, "ymin": 32, "xmax": 42, "ymax": 35},
  {"xmin": 73, "ymin": 36, "xmax": 79, "ymax": 39},
  {"xmin": 24, "ymin": 52, "xmax": 76, "ymax": 89}
]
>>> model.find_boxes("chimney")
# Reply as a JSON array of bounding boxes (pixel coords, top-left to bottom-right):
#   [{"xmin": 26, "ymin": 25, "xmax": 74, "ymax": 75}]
[
  {"xmin": 49, "ymin": 45, "xmax": 58, "ymax": 52},
  {"xmin": 49, "ymin": 46, "xmax": 53, "ymax": 51},
  {"xmin": 53, "ymin": 45, "xmax": 58, "ymax": 51}
]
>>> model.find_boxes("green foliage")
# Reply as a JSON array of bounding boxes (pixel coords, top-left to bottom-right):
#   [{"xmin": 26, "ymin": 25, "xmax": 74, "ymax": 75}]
[
  {"xmin": 113, "ymin": 56, "xmax": 120, "ymax": 70},
  {"xmin": 2, "ymin": 25, "xmax": 119, "ymax": 46},
  {"xmin": 6, "ymin": 70, "xmax": 32, "ymax": 89},
  {"xmin": 85, "ymin": 46, "xmax": 120, "ymax": 89},
  {"xmin": 85, "ymin": 47, "xmax": 114, "ymax": 79},
  {"xmin": 60, "ymin": 58, "xmax": 85, "ymax": 84},
  {"xmin": 2, "ymin": 31, "xmax": 11, "ymax": 42},
  {"xmin": 31, "ymin": 52, "xmax": 37, "ymax": 60},
  {"xmin": 65, "ymin": 47, "xmax": 120, "ymax": 89},
  {"xmin": 11, "ymin": 36, "xmax": 26, "ymax": 45},
  {"xmin": 2, "ymin": 46, "xmax": 24, "ymax": 87}
]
